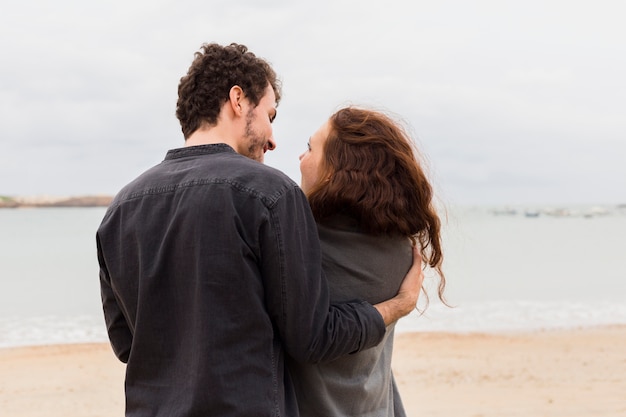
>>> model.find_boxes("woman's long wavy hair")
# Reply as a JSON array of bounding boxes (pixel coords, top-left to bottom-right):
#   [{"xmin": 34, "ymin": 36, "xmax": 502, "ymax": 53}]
[{"xmin": 306, "ymin": 106, "xmax": 447, "ymax": 306}]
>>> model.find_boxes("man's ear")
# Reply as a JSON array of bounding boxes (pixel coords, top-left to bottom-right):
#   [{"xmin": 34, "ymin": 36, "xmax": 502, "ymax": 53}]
[{"xmin": 228, "ymin": 86, "xmax": 244, "ymax": 115}]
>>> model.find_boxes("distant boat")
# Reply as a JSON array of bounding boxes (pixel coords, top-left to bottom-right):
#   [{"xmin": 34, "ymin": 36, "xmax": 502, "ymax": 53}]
[
  {"xmin": 583, "ymin": 206, "xmax": 611, "ymax": 218},
  {"xmin": 492, "ymin": 207, "xmax": 517, "ymax": 216},
  {"xmin": 544, "ymin": 208, "xmax": 571, "ymax": 217},
  {"xmin": 524, "ymin": 209, "xmax": 540, "ymax": 218}
]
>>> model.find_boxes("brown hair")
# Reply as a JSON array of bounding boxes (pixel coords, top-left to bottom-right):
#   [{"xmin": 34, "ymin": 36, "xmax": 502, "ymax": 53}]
[
  {"xmin": 306, "ymin": 106, "xmax": 446, "ymax": 304},
  {"xmin": 176, "ymin": 43, "xmax": 282, "ymax": 139}
]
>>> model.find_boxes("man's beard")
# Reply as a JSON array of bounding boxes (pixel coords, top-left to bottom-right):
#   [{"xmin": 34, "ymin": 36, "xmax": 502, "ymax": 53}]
[{"xmin": 242, "ymin": 109, "xmax": 266, "ymax": 163}]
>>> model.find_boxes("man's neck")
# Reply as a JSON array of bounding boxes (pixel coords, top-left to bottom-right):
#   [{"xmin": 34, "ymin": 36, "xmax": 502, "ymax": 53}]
[{"xmin": 185, "ymin": 126, "xmax": 237, "ymax": 150}]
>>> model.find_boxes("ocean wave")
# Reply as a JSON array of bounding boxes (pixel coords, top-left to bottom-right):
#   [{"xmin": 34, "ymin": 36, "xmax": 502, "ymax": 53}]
[
  {"xmin": 2, "ymin": 301, "xmax": 626, "ymax": 348},
  {"xmin": 396, "ymin": 300, "xmax": 626, "ymax": 333},
  {"xmin": 0, "ymin": 315, "xmax": 108, "ymax": 348}
]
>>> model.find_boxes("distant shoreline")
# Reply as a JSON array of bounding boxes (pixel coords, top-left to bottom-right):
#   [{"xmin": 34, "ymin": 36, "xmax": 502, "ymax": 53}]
[{"xmin": 0, "ymin": 195, "xmax": 113, "ymax": 208}]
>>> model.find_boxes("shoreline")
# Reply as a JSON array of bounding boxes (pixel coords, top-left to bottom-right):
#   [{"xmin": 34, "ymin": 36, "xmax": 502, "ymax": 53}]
[
  {"xmin": 0, "ymin": 195, "xmax": 113, "ymax": 208},
  {"xmin": 1, "ymin": 326, "xmax": 625, "ymax": 417}
]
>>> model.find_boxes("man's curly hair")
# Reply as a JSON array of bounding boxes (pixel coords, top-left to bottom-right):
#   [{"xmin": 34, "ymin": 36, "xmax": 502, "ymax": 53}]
[{"xmin": 176, "ymin": 43, "xmax": 282, "ymax": 139}]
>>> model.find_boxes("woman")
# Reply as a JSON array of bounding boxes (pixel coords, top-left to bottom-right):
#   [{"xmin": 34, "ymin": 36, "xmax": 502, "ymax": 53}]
[{"xmin": 289, "ymin": 106, "xmax": 447, "ymax": 417}]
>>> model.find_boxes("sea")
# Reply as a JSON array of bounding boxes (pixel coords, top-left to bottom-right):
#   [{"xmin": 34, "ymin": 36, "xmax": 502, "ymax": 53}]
[{"xmin": 1, "ymin": 205, "xmax": 625, "ymax": 348}]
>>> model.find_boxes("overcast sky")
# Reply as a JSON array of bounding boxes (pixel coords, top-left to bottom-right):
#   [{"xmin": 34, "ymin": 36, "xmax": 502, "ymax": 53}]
[{"xmin": 1, "ymin": 0, "xmax": 625, "ymax": 205}]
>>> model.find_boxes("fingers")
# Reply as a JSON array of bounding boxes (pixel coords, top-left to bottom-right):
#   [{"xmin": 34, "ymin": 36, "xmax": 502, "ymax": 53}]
[
  {"xmin": 411, "ymin": 246, "xmax": 425, "ymax": 286},
  {"xmin": 377, "ymin": 245, "xmax": 426, "ymax": 325},
  {"xmin": 399, "ymin": 246, "xmax": 424, "ymax": 295},
  {"xmin": 412, "ymin": 245, "xmax": 423, "ymax": 269}
]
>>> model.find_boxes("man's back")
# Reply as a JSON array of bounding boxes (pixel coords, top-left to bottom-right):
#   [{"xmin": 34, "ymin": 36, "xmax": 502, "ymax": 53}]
[{"xmin": 97, "ymin": 144, "xmax": 385, "ymax": 416}]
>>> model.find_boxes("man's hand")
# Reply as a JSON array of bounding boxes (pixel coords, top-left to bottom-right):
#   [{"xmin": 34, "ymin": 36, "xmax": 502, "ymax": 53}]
[{"xmin": 374, "ymin": 246, "xmax": 425, "ymax": 326}]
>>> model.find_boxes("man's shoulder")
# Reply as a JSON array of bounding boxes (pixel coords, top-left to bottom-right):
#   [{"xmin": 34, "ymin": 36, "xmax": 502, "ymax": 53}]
[
  {"xmin": 242, "ymin": 158, "xmax": 295, "ymax": 186},
  {"xmin": 112, "ymin": 150, "xmax": 300, "ymax": 207},
  {"xmin": 224, "ymin": 156, "xmax": 300, "ymax": 206}
]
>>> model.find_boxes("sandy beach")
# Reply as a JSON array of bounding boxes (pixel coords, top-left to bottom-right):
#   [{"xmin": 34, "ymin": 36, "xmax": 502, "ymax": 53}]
[{"xmin": 1, "ymin": 326, "xmax": 625, "ymax": 417}]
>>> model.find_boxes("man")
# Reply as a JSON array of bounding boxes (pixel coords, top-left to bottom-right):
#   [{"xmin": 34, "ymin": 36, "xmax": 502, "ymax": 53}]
[{"xmin": 97, "ymin": 42, "xmax": 423, "ymax": 417}]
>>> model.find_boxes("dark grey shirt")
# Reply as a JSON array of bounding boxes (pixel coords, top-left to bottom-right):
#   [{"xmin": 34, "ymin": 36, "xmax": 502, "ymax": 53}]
[
  {"xmin": 96, "ymin": 144, "xmax": 386, "ymax": 417},
  {"xmin": 288, "ymin": 214, "xmax": 411, "ymax": 417}
]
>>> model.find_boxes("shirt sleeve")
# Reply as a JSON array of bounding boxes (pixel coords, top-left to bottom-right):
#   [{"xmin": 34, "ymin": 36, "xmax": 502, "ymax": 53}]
[
  {"xmin": 97, "ymin": 232, "xmax": 132, "ymax": 363},
  {"xmin": 259, "ymin": 186, "xmax": 386, "ymax": 364}
]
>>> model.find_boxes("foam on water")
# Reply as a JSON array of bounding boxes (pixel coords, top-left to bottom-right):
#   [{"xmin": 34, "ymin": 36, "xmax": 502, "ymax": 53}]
[
  {"xmin": 0, "ymin": 315, "xmax": 108, "ymax": 348},
  {"xmin": 2, "ymin": 300, "xmax": 626, "ymax": 348},
  {"xmin": 396, "ymin": 300, "xmax": 626, "ymax": 333}
]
